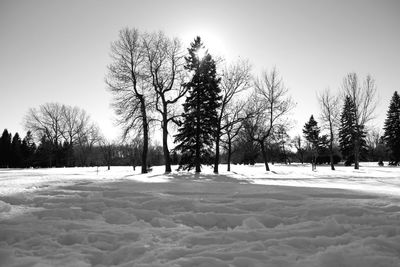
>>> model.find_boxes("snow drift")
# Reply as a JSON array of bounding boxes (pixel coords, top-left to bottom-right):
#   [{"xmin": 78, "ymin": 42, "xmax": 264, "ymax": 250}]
[{"xmin": 0, "ymin": 163, "xmax": 400, "ymax": 266}]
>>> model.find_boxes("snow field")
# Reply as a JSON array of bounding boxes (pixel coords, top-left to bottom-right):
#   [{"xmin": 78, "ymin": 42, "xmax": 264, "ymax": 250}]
[{"xmin": 0, "ymin": 164, "xmax": 400, "ymax": 266}]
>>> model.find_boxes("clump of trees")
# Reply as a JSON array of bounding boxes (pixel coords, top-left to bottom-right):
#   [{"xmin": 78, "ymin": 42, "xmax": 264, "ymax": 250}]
[
  {"xmin": 296, "ymin": 72, "xmax": 399, "ymax": 170},
  {"xmin": 23, "ymin": 103, "xmax": 101, "ymax": 167}
]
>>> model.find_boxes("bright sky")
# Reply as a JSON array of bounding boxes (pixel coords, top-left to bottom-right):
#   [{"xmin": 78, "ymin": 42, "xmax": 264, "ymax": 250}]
[{"xmin": 1, "ymin": 0, "xmax": 399, "ymax": 141}]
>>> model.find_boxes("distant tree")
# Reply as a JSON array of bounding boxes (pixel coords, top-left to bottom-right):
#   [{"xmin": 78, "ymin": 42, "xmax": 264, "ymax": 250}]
[
  {"xmin": 0, "ymin": 129, "xmax": 12, "ymax": 168},
  {"xmin": 35, "ymin": 136, "xmax": 54, "ymax": 167},
  {"xmin": 75, "ymin": 123, "xmax": 101, "ymax": 166},
  {"xmin": 365, "ymin": 128, "xmax": 387, "ymax": 162},
  {"xmin": 293, "ymin": 135, "xmax": 306, "ymax": 164},
  {"xmin": 221, "ymin": 100, "xmax": 247, "ymax": 171},
  {"xmin": 274, "ymin": 124, "xmax": 291, "ymax": 164},
  {"xmin": 244, "ymin": 68, "xmax": 294, "ymax": 171},
  {"xmin": 21, "ymin": 131, "xmax": 36, "ymax": 167},
  {"xmin": 60, "ymin": 106, "xmax": 91, "ymax": 146},
  {"xmin": 10, "ymin": 133, "xmax": 23, "ymax": 167},
  {"xmin": 303, "ymin": 115, "xmax": 320, "ymax": 171},
  {"xmin": 174, "ymin": 37, "xmax": 221, "ymax": 172},
  {"xmin": 24, "ymin": 103, "xmax": 98, "ymax": 166},
  {"xmin": 24, "ymin": 103, "xmax": 65, "ymax": 145},
  {"xmin": 232, "ymin": 123, "xmax": 260, "ymax": 165},
  {"xmin": 100, "ymin": 139, "xmax": 114, "ymax": 170},
  {"xmin": 106, "ymin": 27, "xmax": 153, "ymax": 174},
  {"xmin": 214, "ymin": 59, "xmax": 251, "ymax": 173},
  {"xmin": 318, "ymin": 88, "xmax": 340, "ymax": 170},
  {"xmin": 142, "ymin": 31, "xmax": 187, "ymax": 173},
  {"xmin": 342, "ymin": 73, "xmax": 377, "ymax": 169},
  {"xmin": 383, "ymin": 91, "xmax": 400, "ymax": 165}
]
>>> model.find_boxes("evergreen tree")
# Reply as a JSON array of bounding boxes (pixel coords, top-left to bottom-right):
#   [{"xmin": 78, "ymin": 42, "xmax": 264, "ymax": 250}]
[
  {"xmin": 303, "ymin": 115, "xmax": 320, "ymax": 170},
  {"xmin": 10, "ymin": 133, "xmax": 22, "ymax": 167},
  {"xmin": 0, "ymin": 129, "xmax": 12, "ymax": 167},
  {"xmin": 35, "ymin": 136, "xmax": 55, "ymax": 167},
  {"xmin": 383, "ymin": 91, "xmax": 400, "ymax": 165},
  {"xmin": 174, "ymin": 37, "xmax": 221, "ymax": 172},
  {"xmin": 21, "ymin": 131, "xmax": 36, "ymax": 167},
  {"xmin": 339, "ymin": 96, "xmax": 356, "ymax": 165},
  {"xmin": 339, "ymin": 96, "xmax": 367, "ymax": 165}
]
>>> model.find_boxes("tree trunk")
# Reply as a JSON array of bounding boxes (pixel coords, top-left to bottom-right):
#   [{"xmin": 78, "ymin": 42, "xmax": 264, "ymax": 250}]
[
  {"xmin": 313, "ymin": 153, "xmax": 316, "ymax": 171},
  {"xmin": 213, "ymin": 125, "xmax": 221, "ymax": 174},
  {"xmin": 329, "ymin": 152, "xmax": 334, "ymax": 170},
  {"xmin": 227, "ymin": 138, "xmax": 232, "ymax": 172},
  {"xmin": 354, "ymin": 137, "xmax": 360, "ymax": 170},
  {"xmin": 329, "ymin": 142, "xmax": 335, "ymax": 171},
  {"xmin": 329, "ymin": 126, "xmax": 335, "ymax": 171},
  {"xmin": 140, "ymin": 99, "xmax": 148, "ymax": 174},
  {"xmin": 162, "ymin": 111, "xmax": 171, "ymax": 173},
  {"xmin": 260, "ymin": 141, "xmax": 270, "ymax": 171},
  {"xmin": 195, "ymin": 137, "xmax": 201, "ymax": 173},
  {"xmin": 195, "ymin": 100, "xmax": 201, "ymax": 173}
]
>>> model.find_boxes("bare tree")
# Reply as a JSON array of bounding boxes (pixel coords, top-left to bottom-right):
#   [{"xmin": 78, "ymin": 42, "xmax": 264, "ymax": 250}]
[
  {"xmin": 318, "ymin": 88, "xmax": 340, "ymax": 170},
  {"xmin": 60, "ymin": 106, "xmax": 92, "ymax": 146},
  {"xmin": 342, "ymin": 73, "xmax": 377, "ymax": 169},
  {"xmin": 75, "ymin": 123, "xmax": 102, "ymax": 166},
  {"xmin": 99, "ymin": 138, "xmax": 114, "ymax": 170},
  {"xmin": 293, "ymin": 135, "xmax": 305, "ymax": 164},
  {"xmin": 221, "ymin": 100, "xmax": 247, "ymax": 171},
  {"xmin": 142, "ymin": 31, "xmax": 187, "ymax": 173},
  {"xmin": 24, "ymin": 103, "xmax": 65, "ymax": 145},
  {"xmin": 274, "ymin": 124, "xmax": 292, "ymax": 164},
  {"xmin": 24, "ymin": 103, "xmax": 101, "ymax": 167},
  {"xmin": 24, "ymin": 103, "xmax": 95, "ymax": 146},
  {"xmin": 106, "ymin": 27, "xmax": 152, "ymax": 174},
  {"xmin": 214, "ymin": 59, "xmax": 252, "ymax": 173},
  {"xmin": 245, "ymin": 68, "xmax": 294, "ymax": 171}
]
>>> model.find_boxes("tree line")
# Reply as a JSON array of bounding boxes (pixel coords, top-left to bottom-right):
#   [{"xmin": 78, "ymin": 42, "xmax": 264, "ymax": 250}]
[
  {"xmin": 2, "ymin": 27, "xmax": 399, "ymax": 172},
  {"xmin": 0, "ymin": 127, "xmax": 171, "ymax": 169}
]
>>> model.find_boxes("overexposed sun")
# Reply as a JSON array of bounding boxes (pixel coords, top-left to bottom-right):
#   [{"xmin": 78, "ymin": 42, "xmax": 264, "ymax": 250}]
[
  {"xmin": 182, "ymin": 26, "xmax": 227, "ymax": 58},
  {"xmin": 196, "ymin": 46, "xmax": 207, "ymax": 60}
]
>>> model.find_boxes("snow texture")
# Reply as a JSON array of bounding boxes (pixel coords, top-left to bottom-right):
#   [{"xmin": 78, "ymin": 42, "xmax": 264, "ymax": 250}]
[{"xmin": 1, "ymin": 163, "xmax": 400, "ymax": 266}]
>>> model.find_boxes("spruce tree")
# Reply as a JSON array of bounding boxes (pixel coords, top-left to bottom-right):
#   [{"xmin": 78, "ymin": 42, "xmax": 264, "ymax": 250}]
[
  {"xmin": 339, "ymin": 96, "xmax": 367, "ymax": 165},
  {"xmin": 0, "ymin": 129, "xmax": 12, "ymax": 168},
  {"xmin": 303, "ymin": 115, "xmax": 320, "ymax": 170},
  {"xmin": 383, "ymin": 91, "xmax": 400, "ymax": 165},
  {"xmin": 10, "ymin": 133, "xmax": 22, "ymax": 168},
  {"xmin": 21, "ymin": 131, "xmax": 37, "ymax": 167},
  {"xmin": 174, "ymin": 37, "xmax": 221, "ymax": 172},
  {"xmin": 339, "ymin": 96, "xmax": 356, "ymax": 165}
]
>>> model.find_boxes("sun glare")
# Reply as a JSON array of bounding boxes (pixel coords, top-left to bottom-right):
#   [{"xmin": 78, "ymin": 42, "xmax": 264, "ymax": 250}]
[
  {"xmin": 182, "ymin": 27, "xmax": 227, "ymax": 59},
  {"xmin": 196, "ymin": 47, "xmax": 207, "ymax": 60}
]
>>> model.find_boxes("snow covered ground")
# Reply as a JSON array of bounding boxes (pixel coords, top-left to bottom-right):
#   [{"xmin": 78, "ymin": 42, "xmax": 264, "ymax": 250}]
[{"xmin": 1, "ymin": 163, "xmax": 400, "ymax": 266}]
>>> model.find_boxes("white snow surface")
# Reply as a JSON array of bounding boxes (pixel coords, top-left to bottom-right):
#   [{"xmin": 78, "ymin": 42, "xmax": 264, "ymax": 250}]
[{"xmin": 0, "ymin": 163, "xmax": 400, "ymax": 267}]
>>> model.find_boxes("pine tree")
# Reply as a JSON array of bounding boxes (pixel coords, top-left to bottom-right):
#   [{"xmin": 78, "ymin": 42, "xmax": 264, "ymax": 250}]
[
  {"xmin": 339, "ymin": 96, "xmax": 367, "ymax": 165},
  {"xmin": 21, "ymin": 131, "xmax": 37, "ymax": 167},
  {"xmin": 10, "ymin": 133, "xmax": 22, "ymax": 167},
  {"xmin": 0, "ymin": 129, "xmax": 12, "ymax": 168},
  {"xmin": 174, "ymin": 37, "xmax": 221, "ymax": 172},
  {"xmin": 339, "ymin": 96, "xmax": 356, "ymax": 165},
  {"xmin": 383, "ymin": 91, "xmax": 400, "ymax": 165},
  {"xmin": 303, "ymin": 115, "xmax": 320, "ymax": 170},
  {"xmin": 35, "ymin": 136, "xmax": 55, "ymax": 167}
]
